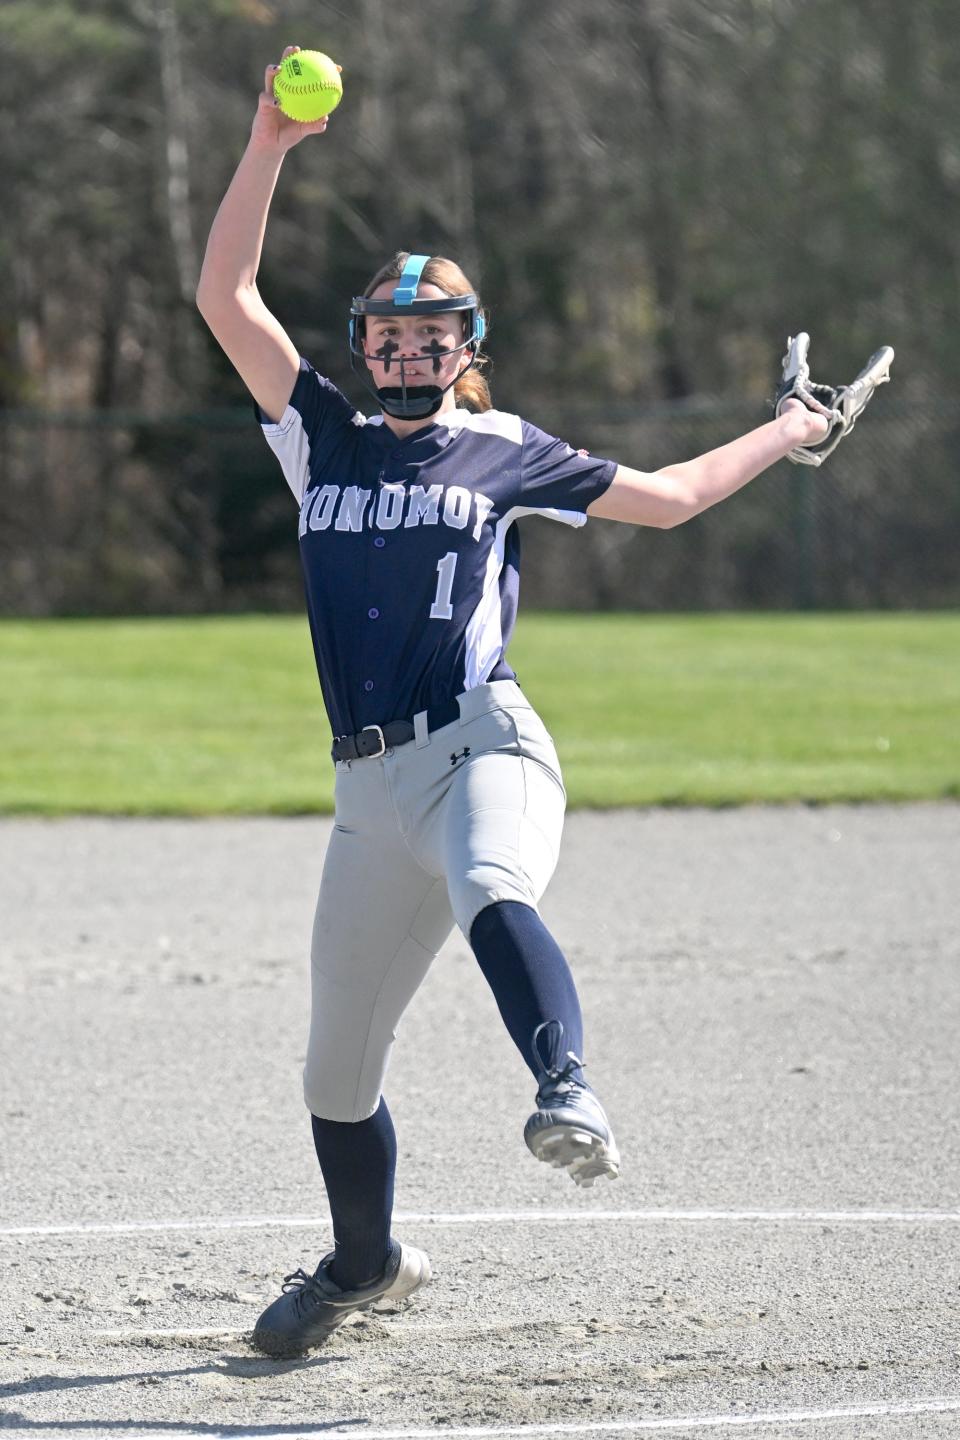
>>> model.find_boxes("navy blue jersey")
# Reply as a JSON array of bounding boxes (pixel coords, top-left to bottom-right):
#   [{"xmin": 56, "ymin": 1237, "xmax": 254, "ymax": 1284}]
[{"xmin": 258, "ymin": 358, "xmax": 616, "ymax": 739}]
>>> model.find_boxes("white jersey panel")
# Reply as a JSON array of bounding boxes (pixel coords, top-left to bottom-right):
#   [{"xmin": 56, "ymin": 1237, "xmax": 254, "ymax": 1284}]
[
  {"xmin": 462, "ymin": 503, "xmax": 586, "ymax": 691},
  {"xmin": 439, "ymin": 409, "xmax": 524, "ymax": 445},
  {"xmin": 259, "ymin": 406, "xmax": 313, "ymax": 504},
  {"xmin": 261, "ymin": 399, "xmax": 367, "ymax": 504}
]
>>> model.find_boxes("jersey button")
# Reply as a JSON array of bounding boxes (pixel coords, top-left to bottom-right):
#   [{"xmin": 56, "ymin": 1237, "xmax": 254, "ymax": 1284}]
[
  {"xmin": 368, "ymin": 607, "xmax": 380, "ymax": 620},
  {"xmin": 374, "ymin": 537, "xmax": 386, "ymax": 549},
  {"xmin": 364, "ymin": 680, "xmax": 375, "ymax": 692}
]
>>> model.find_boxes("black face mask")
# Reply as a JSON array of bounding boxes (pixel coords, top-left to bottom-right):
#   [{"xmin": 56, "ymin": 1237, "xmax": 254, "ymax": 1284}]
[{"xmin": 350, "ymin": 330, "xmax": 479, "ymax": 420}]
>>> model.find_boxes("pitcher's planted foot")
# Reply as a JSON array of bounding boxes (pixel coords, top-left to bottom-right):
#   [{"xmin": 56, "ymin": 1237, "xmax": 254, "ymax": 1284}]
[{"xmin": 252, "ymin": 1240, "xmax": 431, "ymax": 1357}]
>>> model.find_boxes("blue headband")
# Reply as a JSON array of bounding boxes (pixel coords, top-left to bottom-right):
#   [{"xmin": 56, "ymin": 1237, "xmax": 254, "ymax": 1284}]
[{"xmin": 394, "ymin": 253, "xmax": 431, "ymax": 306}]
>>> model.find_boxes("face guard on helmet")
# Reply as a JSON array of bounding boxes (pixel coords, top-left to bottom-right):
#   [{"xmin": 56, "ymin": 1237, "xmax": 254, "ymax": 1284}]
[{"xmin": 349, "ymin": 253, "xmax": 487, "ymax": 420}]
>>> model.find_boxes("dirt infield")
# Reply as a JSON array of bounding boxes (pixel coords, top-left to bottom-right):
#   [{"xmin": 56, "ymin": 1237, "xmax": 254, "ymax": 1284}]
[{"xmin": 2, "ymin": 806, "xmax": 959, "ymax": 1438}]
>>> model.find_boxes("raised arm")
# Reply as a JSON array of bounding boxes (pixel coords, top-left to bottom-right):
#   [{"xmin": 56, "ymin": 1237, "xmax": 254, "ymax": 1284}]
[
  {"xmin": 196, "ymin": 46, "xmax": 332, "ymax": 423},
  {"xmin": 586, "ymin": 401, "xmax": 830, "ymax": 529}
]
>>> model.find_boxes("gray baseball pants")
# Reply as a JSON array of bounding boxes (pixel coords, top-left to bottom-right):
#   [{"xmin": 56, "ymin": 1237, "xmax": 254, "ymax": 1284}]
[{"xmin": 304, "ymin": 680, "xmax": 566, "ymax": 1122}]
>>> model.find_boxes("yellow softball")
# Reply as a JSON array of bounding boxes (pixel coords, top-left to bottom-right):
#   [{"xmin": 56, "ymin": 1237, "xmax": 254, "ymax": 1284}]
[{"xmin": 273, "ymin": 50, "xmax": 343, "ymax": 123}]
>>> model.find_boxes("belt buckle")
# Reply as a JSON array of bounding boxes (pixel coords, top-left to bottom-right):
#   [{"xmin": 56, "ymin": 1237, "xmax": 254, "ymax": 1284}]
[{"xmin": 360, "ymin": 724, "xmax": 386, "ymax": 759}]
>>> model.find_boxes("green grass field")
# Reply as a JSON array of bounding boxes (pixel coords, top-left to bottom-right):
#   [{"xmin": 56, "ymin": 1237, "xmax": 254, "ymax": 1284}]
[{"xmin": 0, "ymin": 613, "xmax": 956, "ymax": 814}]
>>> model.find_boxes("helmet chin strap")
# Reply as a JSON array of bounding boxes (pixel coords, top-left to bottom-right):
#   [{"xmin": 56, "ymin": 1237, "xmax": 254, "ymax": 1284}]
[
  {"xmin": 351, "ymin": 344, "xmax": 478, "ymax": 421},
  {"xmin": 376, "ymin": 383, "xmax": 446, "ymax": 421}
]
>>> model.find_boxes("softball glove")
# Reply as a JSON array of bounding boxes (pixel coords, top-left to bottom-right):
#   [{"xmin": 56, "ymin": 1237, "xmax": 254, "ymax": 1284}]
[{"xmin": 774, "ymin": 332, "xmax": 895, "ymax": 466}]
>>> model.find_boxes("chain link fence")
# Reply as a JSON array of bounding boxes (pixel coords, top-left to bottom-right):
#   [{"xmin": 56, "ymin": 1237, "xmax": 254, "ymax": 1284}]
[{"xmin": 1, "ymin": 401, "xmax": 956, "ymax": 616}]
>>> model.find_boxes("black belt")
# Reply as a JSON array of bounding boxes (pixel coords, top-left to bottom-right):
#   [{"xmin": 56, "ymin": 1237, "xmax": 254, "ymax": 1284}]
[{"xmin": 331, "ymin": 698, "xmax": 461, "ymax": 762}]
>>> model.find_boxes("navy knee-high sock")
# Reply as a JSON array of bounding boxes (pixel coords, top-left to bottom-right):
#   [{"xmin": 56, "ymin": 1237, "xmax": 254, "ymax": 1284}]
[
  {"xmin": 469, "ymin": 899, "xmax": 585, "ymax": 1084},
  {"xmin": 310, "ymin": 1096, "xmax": 397, "ymax": 1290}
]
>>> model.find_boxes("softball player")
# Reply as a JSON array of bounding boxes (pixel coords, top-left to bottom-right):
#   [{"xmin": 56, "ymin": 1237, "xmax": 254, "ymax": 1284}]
[{"xmin": 196, "ymin": 47, "xmax": 832, "ymax": 1359}]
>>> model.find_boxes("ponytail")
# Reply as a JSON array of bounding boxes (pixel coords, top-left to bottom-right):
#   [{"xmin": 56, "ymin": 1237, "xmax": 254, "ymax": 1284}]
[{"xmin": 454, "ymin": 358, "xmax": 492, "ymax": 413}]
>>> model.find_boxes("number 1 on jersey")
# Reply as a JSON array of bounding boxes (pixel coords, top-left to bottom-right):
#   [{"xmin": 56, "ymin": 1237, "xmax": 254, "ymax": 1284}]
[{"xmin": 429, "ymin": 551, "xmax": 458, "ymax": 620}]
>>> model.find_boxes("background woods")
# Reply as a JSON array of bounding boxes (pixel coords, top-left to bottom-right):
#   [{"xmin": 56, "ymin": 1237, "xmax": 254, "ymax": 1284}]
[{"xmin": 1, "ymin": 0, "xmax": 957, "ymax": 614}]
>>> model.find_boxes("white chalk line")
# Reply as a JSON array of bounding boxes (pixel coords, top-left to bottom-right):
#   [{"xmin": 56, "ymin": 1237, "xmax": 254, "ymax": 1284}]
[
  {"xmin": 94, "ymin": 1325, "xmax": 245, "ymax": 1338},
  {"xmin": 3, "ymin": 1207, "xmax": 960, "ymax": 1238},
  {"xmin": 90, "ymin": 1324, "xmax": 459, "ymax": 1342},
  {"xmin": 89, "ymin": 1318, "xmax": 569, "ymax": 1340},
  {"xmin": 26, "ymin": 1395, "xmax": 960, "ymax": 1437}
]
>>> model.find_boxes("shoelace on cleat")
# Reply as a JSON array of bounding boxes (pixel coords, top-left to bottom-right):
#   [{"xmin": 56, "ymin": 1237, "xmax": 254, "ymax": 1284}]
[
  {"xmin": 281, "ymin": 1260, "xmax": 386, "ymax": 1309},
  {"xmin": 281, "ymin": 1268, "xmax": 315, "ymax": 1292},
  {"xmin": 536, "ymin": 1051, "xmax": 588, "ymax": 1105},
  {"xmin": 277, "ymin": 1267, "xmax": 330, "ymax": 1316}
]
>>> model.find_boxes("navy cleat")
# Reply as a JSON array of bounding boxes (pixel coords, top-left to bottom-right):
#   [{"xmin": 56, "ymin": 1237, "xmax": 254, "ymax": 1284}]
[
  {"xmin": 523, "ymin": 1020, "xmax": 620, "ymax": 1188},
  {"xmin": 252, "ymin": 1240, "xmax": 431, "ymax": 1358}
]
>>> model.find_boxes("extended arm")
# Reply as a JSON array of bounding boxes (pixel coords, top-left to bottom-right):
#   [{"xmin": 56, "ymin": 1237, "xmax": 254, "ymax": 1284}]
[
  {"xmin": 586, "ymin": 402, "xmax": 830, "ymax": 529},
  {"xmin": 196, "ymin": 47, "xmax": 330, "ymax": 423}
]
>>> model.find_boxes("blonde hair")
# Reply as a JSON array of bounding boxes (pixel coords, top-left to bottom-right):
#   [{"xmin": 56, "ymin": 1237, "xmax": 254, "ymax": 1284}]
[{"xmin": 362, "ymin": 252, "xmax": 492, "ymax": 413}]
